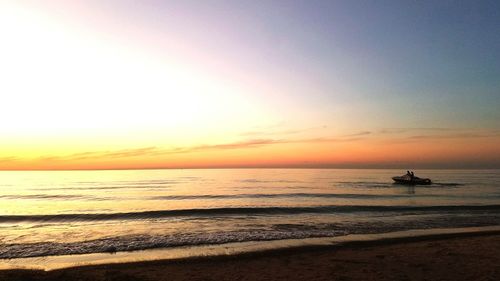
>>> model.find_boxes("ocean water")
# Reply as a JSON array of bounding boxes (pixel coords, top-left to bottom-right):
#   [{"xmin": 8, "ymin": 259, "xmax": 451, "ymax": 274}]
[{"xmin": 1, "ymin": 169, "xmax": 499, "ymax": 259}]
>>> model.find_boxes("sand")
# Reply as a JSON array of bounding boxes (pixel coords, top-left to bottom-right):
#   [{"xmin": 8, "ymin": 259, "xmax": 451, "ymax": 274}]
[{"xmin": 1, "ymin": 232, "xmax": 499, "ymax": 281}]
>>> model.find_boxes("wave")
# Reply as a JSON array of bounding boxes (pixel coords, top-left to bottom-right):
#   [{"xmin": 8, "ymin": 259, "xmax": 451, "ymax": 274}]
[
  {"xmin": 433, "ymin": 183, "xmax": 464, "ymax": 187},
  {"xmin": 29, "ymin": 181, "xmax": 465, "ymax": 192},
  {"xmin": 0, "ymin": 194, "xmax": 99, "ymax": 200},
  {"xmin": 239, "ymin": 179, "xmax": 302, "ymax": 183},
  {"xmin": 337, "ymin": 181, "xmax": 464, "ymax": 188},
  {"xmin": 32, "ymin": 185, "xmax": 173, "ymax": 191},
  {"xmin": 4, "ymin": 192, "xmax": 494, "ymax": 202},
  {"xmin": 1, "ymin": 217, "xmax": 500, "ymax": 259},
  {"xmin": 147, "ymin": 192, "xmax": 488, "ymax": 200},
  {"xmin": 148, "ymin": 193, "xmax": 403, "ymax": 200},
  {"xmin": 2, "ymin": 205, "xmax": 500, "ymax": 223}
]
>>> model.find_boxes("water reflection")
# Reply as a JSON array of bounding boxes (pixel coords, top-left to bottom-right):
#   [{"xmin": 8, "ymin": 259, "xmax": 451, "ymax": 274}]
[{"xmin": 0, "ymin": 169, "xmax": 499, "ymax": 259}]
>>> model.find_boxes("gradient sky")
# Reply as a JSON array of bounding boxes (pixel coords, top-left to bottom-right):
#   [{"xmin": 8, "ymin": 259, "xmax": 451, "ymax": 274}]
[{"xmin": 1, "ymin": 0, "xmax": 499, "ymax": 170}]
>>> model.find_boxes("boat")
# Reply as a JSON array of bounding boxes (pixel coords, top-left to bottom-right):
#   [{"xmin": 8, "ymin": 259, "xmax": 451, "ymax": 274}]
[{"xmin": 392, "ymin": 174, "xmax": 432, "ymax": 185}]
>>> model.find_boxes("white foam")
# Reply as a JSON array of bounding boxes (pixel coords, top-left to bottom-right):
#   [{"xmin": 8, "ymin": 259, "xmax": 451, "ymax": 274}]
[{"xmin": 1, "ymin": 226, "xmax": 499, "ymax": 271}]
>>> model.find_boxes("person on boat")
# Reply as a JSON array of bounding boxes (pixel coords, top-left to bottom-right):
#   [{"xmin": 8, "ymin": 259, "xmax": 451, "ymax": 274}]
[{"xmin": 410, "ymin": 171, "xmax": 415, "ymax": 182}]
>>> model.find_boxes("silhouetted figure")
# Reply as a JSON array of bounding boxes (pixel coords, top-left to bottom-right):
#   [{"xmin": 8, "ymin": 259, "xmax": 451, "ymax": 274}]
[
  {"xmin": 406, "ymin": 170, "xmax": 411, "ymax": 176},
  {"xmin": 410, "ymin": 171, "xmax": 415, "ymax": 182}
]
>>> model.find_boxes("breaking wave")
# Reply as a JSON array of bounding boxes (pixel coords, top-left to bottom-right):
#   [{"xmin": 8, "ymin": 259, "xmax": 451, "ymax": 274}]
[{"xmin": 2, "ymin": 205, "xmax": 500, "ymax": 223}]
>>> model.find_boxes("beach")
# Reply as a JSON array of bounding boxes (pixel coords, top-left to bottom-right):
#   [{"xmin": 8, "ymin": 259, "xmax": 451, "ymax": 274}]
[{"xmin": 1, "ymin": 231, "xmax": 499, "ymax": 281}]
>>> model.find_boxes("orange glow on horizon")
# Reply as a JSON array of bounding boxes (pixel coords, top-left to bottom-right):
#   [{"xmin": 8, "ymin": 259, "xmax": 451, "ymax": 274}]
[{"xmin": 2, "ymin": 134, "xmax": 500, "ymax": 170}]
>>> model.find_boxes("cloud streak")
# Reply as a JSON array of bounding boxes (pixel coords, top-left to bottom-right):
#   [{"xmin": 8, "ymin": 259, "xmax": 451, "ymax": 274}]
[
  {"xmin": 239, "ymin": 126, "xmax": 327, "ymax": 137},
  {"xmin": 30, "ymin": 134, "xmax": 370, "ymax": 163},
  {"xmin": 4, "ymin": 128, "xmax": 499, "ymax": 168},
  {"xmin": 407, "ymin": 131, "xmax": 500, "ymax": 140},
  {"xmin": 379, "ymin": 127, "xmax": 462, "ymax": 134},
  {"xmin": 375, "ymin": 127, "xmax": 500, "ymax": 140},
  {"xmin": 341, "ymin": 131, "xmax": 371, "ymax": 137},
  {"xmin": 0, "ymin": 156, "xmax": 19, "ymax": 163}
]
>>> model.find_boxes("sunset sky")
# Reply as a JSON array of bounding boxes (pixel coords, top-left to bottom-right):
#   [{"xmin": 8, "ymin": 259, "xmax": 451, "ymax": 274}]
[{"xmin": 1, "ymin": 0, "xmax": 499, "ymax": 170}]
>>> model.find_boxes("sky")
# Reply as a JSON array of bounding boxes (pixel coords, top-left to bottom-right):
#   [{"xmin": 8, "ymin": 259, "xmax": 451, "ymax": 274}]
[{"xmin": 0, "ymin": 0, "xmax": 499, "ymax": 170}]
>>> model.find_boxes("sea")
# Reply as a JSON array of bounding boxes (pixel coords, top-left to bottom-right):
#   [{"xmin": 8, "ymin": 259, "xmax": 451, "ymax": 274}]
[{"xmin": 1, "ymin": 169, "xmax": 499, "ymax": 262}]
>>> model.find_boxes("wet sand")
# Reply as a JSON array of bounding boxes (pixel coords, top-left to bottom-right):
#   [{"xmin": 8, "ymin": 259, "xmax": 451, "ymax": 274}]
[{"xmin": 1, "ymin": 232, "xmax": 499, "ymax": 281}]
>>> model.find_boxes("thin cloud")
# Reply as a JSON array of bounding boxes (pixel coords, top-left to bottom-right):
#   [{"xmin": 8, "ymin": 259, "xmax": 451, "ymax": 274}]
[
  {"xmin": 381, "ymin": 129, "xmax": 500, "ymax": 144},
  {"xmin": 26, "ymin": 128, "xmax": 500, "ymax": 164},
  {"xmin": 100, "ymin": 147, "xmax": 160, "ymax": 158},
  {"xmin": 193, "ymin": 139, "xmax": 280, "ymax": 150},
  {"xmin": 239, "ymin": 126, "xmax": 327, "ymax": 137},
  {"xmin": 39, "ymin": 147, "xmax": 163, "ymax": 162},
  {"xmin": 377, "ymin": 127, "xmax": 500, "ymax": 139},
  {"xmin": 189, "ymin": 135, "xmax": 368, "ymax": 152},
  {"xmin": 239, "ymin": 129, "xmax": 305, "ymax": 137},
  {"xmin": 32, "ymin": 134, "xmax": 370, "ymax": 163},
  {"xmin": 408, "ymin": 131, "xmax": 500, "ymax": 140},
  {"xmin": 341, "ymin": 131, "xmax": 371, "ymax": 137},
  {"xmin": 0, "ymin": 156, "xmax": 19, "ymax": 163},
  {"xmin": 379, "ymin": 127, "xmax": 461, "ymax": 134}
]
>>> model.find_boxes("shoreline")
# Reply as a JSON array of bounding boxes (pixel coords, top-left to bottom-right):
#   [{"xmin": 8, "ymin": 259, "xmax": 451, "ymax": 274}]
[
  {"xmin": 1, "ymin": 226, "xmax": 500, "ymax": 271},
  {"xmin": 1, "ymin": 227, "xmax": 500, "ymax": 281}
]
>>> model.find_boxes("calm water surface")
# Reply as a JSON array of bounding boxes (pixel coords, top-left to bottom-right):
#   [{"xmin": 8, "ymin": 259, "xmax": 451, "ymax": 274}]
[{"xmin": 1, "ymin": 169, "xmax": 499, "ymax": 258}]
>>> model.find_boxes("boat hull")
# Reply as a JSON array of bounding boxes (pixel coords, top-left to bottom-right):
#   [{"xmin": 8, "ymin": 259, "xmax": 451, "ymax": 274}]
[{"xmin": 392, "ymin": 176, "xmax": 432, "ymax": 185}]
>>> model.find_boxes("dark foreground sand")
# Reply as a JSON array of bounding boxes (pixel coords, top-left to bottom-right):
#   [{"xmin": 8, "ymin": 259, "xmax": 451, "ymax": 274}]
[{"xmin": 1, "ymin": 232, "xmax": 500, "ymax": 281}]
